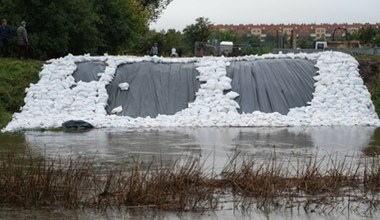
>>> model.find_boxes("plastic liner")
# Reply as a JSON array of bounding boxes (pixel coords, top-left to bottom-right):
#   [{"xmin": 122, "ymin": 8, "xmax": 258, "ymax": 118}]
[
  {"xmin": 106, "ymin": 62, "xmax": 200, "ymax": 118},
  {"xmin": 73, "ymin": 61, "xmax": 105, "ymax": 82},
  {"xmin": 227, "ymin": 59, "xmax": 316, "ymax": 115}
]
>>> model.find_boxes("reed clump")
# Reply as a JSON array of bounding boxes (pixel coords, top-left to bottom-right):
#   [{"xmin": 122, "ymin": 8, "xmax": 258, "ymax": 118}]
[
  {"xmin": 221, "ymin": 152, "xmax": 380, "ymax": 214},
  {"xmin": 0, "ymin": 153, "xmax": 217, "ymax": 211},
  {"xmin": 0, "ymin": 153, "xmax": 96, "ymax": 208},
  {"xmin": 91, "ymin": 158, "xmax": 218, "ymax": 211},
  {"xmin": 0, "ymin": 151, "xmax": 379, "ymax": 215}
]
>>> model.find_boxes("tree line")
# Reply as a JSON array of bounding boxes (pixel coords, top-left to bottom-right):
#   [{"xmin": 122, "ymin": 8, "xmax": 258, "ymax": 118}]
[
  {"xmin": 0, "ymin": 0, "xmax": 271, "ymax": 60},
  {"xmin": 1, "ymin": 0, "xmax": 379, "ymax": 60},
  {"xmin": 0, "ymin": 0, "xmax": 172, "ymax": 59}
]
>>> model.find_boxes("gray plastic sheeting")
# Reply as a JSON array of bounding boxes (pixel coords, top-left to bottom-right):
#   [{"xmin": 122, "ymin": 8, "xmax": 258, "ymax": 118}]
[
  {"xmin": 227, "ymin": 59, "xmax": 317, "ymax": 115},
  {"xmin": 73, "ymin": 59, "xmax": 316, "ymax": 118},
  {"xmin": 73, "ymin": 61, "xmax": 105, "ymax": 82},
  {"xmin": 106, "ymin": 62, "xmax": 200, "ymax": 118}
]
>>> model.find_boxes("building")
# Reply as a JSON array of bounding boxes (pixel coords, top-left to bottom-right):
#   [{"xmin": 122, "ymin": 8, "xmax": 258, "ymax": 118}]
[{"xmin": 211, "ymin": 23, "xmax": 380, "ymax": 41}]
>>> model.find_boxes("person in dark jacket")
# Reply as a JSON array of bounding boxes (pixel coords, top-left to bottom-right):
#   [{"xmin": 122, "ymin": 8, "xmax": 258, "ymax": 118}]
[
  {"xmin": 17, "ymin": 21, "xmax": 29, "ymax": 59},
  {"xmin": 0, "ymin": 19, "xmax": 11, "ymax": 57}
]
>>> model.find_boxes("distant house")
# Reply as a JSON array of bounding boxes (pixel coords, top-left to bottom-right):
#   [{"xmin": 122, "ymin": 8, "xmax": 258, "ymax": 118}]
[{"xmin": 211, "ymin": 23, "xmax": 380, "ymax": 41}]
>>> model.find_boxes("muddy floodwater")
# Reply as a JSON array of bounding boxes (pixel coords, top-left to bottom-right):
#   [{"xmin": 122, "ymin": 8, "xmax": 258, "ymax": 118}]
[{"xmin": 1, "ymin": 126, "xmax": 379, "ymax": 219}]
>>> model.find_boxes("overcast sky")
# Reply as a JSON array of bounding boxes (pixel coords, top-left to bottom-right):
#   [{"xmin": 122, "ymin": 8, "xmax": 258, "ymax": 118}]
[{"xmin": 150, "ymin": 0, "xmax": 380, "ymax": 31}]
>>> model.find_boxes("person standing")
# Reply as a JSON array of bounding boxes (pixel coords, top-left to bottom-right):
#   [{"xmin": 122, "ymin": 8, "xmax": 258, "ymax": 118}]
[
  {"xmin": 150, "ymin": 43, "xmax": 158, "ymax": 56},
  {"xmin": 170, "ymin": 47, "xmax": 178, "ymax": 57},
  {"xmin": 0, "ymin": 19, "xmax": 11, "ymax": 57},
  {"xmin": 17, "ymin": 21, "xmax": 29, "ymax": 59},
  {"xmin": 176, "ymin": 48, "xmax": 183, "ymax": 57}
]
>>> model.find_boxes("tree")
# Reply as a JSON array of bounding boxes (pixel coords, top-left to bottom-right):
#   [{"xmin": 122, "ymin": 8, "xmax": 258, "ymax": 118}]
[
  {"xmin": 297, "ymin": 37, "xmax": 314, "ymax": 49},
  {"xmin": 374, "ymin": 32, "xmax": 380, "ymax": 47},
  {"xmin": 93, "ymin": 0, "xmax": 148, "ymax": 55},
  {"xmin": 162, "ymin": 29, "xmax": 187, "ymax": 55},
  {"xmin": 183, "ymin": 17, "xmax": 213, "ymax": 51},
  {"xmin": 134, "ymin": 29, "xmax": 166, "ymax": 55},
  {"xmin": 239, "ymin": 34, "xmax": 268, "ymax": 55},
  {"xmin": 138, "ymin": 0, "xmax": 173, "ymax": 22},
  {"xmin": 4, "ymin": 0, "xmax": 103, "ymax": 58},
  {"xmin": 262, "ymin": 34, "xmax": 277, "ymax": 49},
  {"xmin": 130, "ymin": 28, "xmax": 189, "ymax": 56},
  {"xmin": 347, "ymin": 31, "xmax": 360, "ymax": 41},
  {"xmin": 0, "ymin": 0, "xmax": 172, "ymax": 59},
  {"xmin": 210, "ymin": 30, "xmax": 242, "ymax": 45},
  {"xmin": 241, "ymin": 34, "xmax": 261, "ymax": 47},
  {"xmin": 359, "ymin": 26, "xmax": 378, "ymax": 45}
]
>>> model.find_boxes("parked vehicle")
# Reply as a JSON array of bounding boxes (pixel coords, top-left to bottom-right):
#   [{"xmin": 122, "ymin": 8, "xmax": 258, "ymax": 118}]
[
  {"xmin": 314, "ymin": 41, "xmax": 327, "ymax": 50},
  {"xmin": 219, "ymin": 41, "xmax": 233, "ymax": 56}
]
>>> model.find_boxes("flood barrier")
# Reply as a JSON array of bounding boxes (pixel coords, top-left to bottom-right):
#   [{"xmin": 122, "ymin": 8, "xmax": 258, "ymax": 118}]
[
  {"xmin": 4, "ymin": 52, "xmax": 379, "ymax": 132},
  {"xmin": 73, "ymin": 59, "xmax": 316, "ymax": 117}
]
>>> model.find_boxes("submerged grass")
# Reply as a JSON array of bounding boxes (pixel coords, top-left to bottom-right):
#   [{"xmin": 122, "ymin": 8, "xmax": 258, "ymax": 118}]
[{"xmin": 0, "ymin": 150, "xmax": 379, "ymax": 216}]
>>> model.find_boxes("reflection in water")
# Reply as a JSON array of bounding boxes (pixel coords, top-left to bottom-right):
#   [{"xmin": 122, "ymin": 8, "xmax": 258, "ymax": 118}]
[
  {"xmin": 23, "ymin": 126, "xmax": 376, "ymax": 170},
  {"xmin": 0, "ymin": 132, "xmax": 27, "ymax": 154},
  {"xmin": 364, "ymin": 127, "xmax": 380, "ymax": 156}
]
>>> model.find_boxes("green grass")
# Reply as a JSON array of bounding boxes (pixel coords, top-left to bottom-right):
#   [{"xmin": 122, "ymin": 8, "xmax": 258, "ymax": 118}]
[
  {"xmin": 356, "ymin": 55, "xmax": 380, "ymax": 117},
  {"xmin": 0, "ymin": 58, "xmax": 43, "ymax": 129}
]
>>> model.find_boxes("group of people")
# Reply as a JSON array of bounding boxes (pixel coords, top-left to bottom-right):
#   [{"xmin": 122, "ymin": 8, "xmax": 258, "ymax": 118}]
[
  {"xmin": 149, "ymin": 43, "xmax": 183, "ymax": 57},
  {"xmin": 0, "ymin": 19, "xmax": 29, "ymax": 59}
]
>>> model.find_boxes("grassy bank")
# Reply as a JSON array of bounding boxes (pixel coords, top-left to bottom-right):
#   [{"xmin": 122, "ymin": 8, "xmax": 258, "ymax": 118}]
[
  {"xmin": 0, "ymin": 58, "xmax": 43, "ymax": 129},
  {"xmin": 357, "ymin": 55, "xmax": 380, "ymax": 117},
  {"xmin": 0, "ymin": 55, "xmax": 380, "ymax": 130}
]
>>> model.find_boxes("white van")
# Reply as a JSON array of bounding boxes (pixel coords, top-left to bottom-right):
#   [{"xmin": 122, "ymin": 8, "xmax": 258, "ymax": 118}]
[
  {"xmin": 219, "ymin": 41, "xmax": 233, "ymax": 56},
  {"xmin": 315, "ymin": 41, "xmax": 327, "ymax": 50}
]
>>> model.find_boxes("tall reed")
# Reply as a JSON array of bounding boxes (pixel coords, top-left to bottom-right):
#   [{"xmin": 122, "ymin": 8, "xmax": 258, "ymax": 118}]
[{"xmin": 0, "ymin": 150, "xmax": 379, "ymax": 215}]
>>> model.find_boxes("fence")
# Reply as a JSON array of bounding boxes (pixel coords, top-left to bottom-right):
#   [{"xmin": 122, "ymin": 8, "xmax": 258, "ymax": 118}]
[{"xmin": 272, "ymin": 47, "xmax": 380, "ymax": 56}]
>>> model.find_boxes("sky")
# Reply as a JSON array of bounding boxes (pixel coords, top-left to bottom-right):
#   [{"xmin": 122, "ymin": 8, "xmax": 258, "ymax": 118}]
[{"xmin": 150, "ymin": 0, "xmax": 380, "ymax": 31}]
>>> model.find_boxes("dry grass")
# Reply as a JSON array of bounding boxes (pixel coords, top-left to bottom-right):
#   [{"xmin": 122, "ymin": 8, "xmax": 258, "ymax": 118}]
[
  {"xmin": 0, "ymin": 153, "xmax": 218, "ymax": 212},
  {"xmin": 0, "ymin": 150, "xmax": 379, "ymax": 215},
  {"xmin": 221, "ymin": 152, "xmax": 380, "ymax": 214},
  {"xmin": 90, "ymin": 157, "xmax": 218, "ymax": 211},
  {"xmin": 0, "ymin": 153, "xmax": 96, "ymax": 208}
]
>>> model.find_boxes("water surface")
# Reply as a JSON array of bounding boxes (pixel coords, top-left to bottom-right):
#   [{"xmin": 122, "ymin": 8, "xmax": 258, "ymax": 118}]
[{"xmin": 1, "ymin": 126, "xmax": 379, "ymax": 220}]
